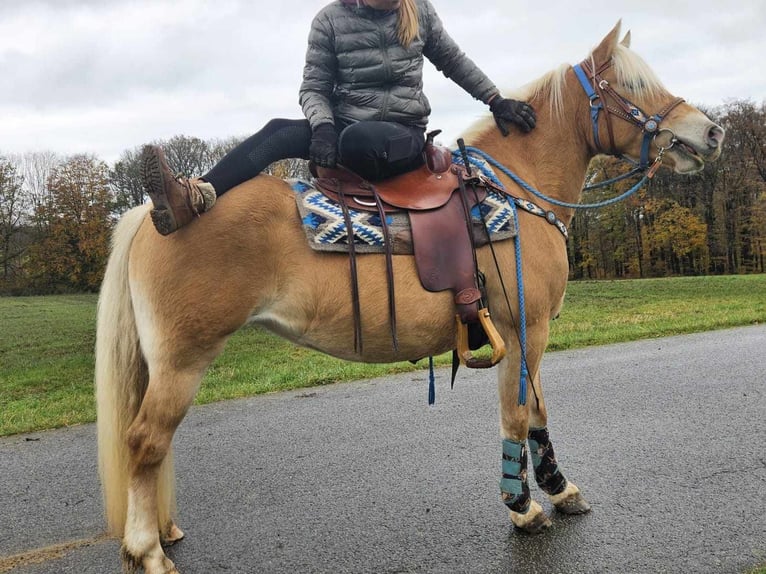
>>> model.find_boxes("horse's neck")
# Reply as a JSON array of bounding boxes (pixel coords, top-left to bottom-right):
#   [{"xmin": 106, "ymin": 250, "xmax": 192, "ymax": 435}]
[{"xmin": 471, "ymin": 108, "xmax": 592, "ymax": 226}]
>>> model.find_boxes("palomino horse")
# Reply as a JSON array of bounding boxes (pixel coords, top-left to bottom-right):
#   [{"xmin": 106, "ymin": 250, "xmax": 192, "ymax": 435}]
[{"xmin": 96, "ymin": 23, "xmax": 724, "ymax": 573}]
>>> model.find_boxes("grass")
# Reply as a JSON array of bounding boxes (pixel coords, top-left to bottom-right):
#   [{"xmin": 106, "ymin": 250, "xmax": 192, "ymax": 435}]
[
  {"xmin": 547, "ymin": 275, "xmax": 766, "ymax": 350},
  {"xmin": 1, "ymin": 275, "xmax": 764, "ymax": 437}
]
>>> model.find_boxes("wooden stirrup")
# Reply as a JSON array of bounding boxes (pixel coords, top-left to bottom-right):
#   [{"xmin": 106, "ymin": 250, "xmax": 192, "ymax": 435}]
[{"xmin": 454, "ymin": 308, "xmax": 506, "ymax": 369}]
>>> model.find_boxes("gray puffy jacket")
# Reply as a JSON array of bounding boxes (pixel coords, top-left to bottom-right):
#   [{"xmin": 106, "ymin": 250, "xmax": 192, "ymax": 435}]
[{"xmin": 299, "ymin": 0, "xmax": 499, "ymax": 130}]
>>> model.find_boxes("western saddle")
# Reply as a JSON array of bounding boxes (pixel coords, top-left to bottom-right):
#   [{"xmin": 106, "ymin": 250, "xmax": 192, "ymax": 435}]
[{"xmin": 312, "ymin": 131, "xmax": 506, "ymax": 369}]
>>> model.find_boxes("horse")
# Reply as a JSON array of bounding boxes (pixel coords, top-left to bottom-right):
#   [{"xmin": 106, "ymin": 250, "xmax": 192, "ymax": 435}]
[{"xmin": 96, "ymin": 22, "xmax": 724, "ymax": 573}]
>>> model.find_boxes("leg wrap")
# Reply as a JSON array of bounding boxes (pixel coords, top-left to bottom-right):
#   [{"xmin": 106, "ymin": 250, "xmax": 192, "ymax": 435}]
[
  {"xmin": 500, "ymin": 439, "xmax": 531, "ymax": 513},
  {"xmin": 528, "ymin": 427, "xmax": 567, "ymax": 496}
]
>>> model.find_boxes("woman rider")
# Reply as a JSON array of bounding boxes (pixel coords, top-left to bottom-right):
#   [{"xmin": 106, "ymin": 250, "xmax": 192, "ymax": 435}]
[{"xmin": 143, "ymin": 0, "xmax": 536, "ymax": 235}]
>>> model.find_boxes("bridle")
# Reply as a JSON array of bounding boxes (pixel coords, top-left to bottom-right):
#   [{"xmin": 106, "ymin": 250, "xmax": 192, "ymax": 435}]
[
  {"xmin": 573, "ymin": 58, "xmax": 685, "ymax": 178},
  {"xmin": 460, "ymin": 57, "xmax": 691, "ymax": 214}
]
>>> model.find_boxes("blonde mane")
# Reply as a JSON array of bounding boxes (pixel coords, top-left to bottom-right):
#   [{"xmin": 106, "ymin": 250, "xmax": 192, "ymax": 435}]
[
  {"xmin": 463, "ymin": 41, "xmax": 668, "ymax": 140},
  {"xmin": 519, "ymin": 45, "xmax": 666, "ymax": 118}
]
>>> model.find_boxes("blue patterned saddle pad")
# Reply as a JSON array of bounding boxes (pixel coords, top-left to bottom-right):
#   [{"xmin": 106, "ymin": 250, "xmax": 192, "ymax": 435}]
[{"xmin": 290, "ymin": 164, "xmax": 517, "ymax": 255}]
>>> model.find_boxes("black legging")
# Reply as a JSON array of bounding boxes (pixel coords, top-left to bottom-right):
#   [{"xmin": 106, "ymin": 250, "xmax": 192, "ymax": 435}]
[
  {"xmin": 202, "ymin": 118, "xmax": 311, "ymax": 195},
  {"xmin": 202, "ymin": 118, "xmax": 425, "ymax": 196}
]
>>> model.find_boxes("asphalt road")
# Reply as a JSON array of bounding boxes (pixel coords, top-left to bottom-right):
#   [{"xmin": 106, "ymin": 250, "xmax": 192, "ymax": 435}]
[{"xmin": 1, "ymin": 325, "xmax": 765, "ymax": 574}]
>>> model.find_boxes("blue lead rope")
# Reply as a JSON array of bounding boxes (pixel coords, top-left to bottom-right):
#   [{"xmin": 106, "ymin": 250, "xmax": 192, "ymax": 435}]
[
  {"xmin": 510, "ymin": 199, "xmax": 529, "ymax": 405},
  {"xmin": 428, "ymin": 356, "xmax": 436, "ymax": 405},
  {"xmin": 461, "ymin": 146, "xmax": 647, "ymax": 210}
]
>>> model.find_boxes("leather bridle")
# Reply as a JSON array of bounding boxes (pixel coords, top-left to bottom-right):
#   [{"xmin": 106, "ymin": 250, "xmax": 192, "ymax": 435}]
[{"xmin": 573, "ymin": 58, "xmax": 685, "ymax": 175}]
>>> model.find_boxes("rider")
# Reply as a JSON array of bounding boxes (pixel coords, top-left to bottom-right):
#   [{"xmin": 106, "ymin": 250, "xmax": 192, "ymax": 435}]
[{"xmin": 143, "ymin": 0, "xmax": 536, "ymax": 235}]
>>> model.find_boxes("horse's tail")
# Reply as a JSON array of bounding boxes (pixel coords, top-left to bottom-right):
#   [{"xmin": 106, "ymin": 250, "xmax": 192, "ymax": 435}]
[{"xmin": 96, "ymin": 205, "xmax": 175, "ymax": 537}]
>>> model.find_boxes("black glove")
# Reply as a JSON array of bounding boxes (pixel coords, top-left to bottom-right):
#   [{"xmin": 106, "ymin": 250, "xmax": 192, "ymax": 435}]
[
  {"xmin": 309, "ymin": 123, "xmax": 338, "ymax": 168},
  {"xmin": 489, "ymin": 97, "xmax": 536, "ymax": 136}
]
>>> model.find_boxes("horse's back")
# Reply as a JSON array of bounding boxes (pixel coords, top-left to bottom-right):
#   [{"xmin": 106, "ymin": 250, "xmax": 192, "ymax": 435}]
[{"xmin": 127, "ymin": 174, "xmax": 457, "ymax": 363}]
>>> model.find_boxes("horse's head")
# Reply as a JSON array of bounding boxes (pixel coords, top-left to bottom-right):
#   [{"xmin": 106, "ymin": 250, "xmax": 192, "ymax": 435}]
[{"xmin": 575, "ymin": 22, "xmax": 724, "ymax": 175}]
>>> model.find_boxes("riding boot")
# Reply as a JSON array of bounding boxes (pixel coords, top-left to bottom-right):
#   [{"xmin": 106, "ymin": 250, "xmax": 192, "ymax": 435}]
[{"xmin": 141, "ymin": 145, "xmax": 217, "ymax": 235}]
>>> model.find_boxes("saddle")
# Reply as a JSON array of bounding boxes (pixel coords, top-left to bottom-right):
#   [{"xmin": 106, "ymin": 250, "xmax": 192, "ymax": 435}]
[{"xmin": 312, "ymin": 133, "xmax": 505, "ymax": 369}]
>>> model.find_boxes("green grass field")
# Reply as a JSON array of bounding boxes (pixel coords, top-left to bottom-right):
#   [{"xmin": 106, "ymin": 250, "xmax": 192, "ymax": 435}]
[{"xmin": 1, "ymin": 275, "xmax": 764, "ymax": 437}]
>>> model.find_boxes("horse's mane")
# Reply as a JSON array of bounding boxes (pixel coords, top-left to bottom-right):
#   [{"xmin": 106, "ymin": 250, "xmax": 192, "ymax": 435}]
[
  {"xmin": 521, "ymin": 44, "xmax": 667, "ymax": 118},
  {"xmin": 463, "ymin": 43, "xmax": 667, "ymax": 141}
]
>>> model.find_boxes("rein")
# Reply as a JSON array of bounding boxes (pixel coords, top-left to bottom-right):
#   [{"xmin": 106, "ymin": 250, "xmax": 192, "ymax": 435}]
[{"xmin": 463, "ymin": 146, "xmax": 649, "ymax": 211}]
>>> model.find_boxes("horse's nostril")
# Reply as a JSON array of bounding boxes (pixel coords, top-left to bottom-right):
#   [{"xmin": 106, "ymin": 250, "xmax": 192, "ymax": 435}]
[{"xmin": 707, "ymin": 125, "xmax": 725, "ymax": 148}]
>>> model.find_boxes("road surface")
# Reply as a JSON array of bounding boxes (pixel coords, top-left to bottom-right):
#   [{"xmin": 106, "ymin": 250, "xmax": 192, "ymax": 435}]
[{"xmin": 1, "ymin": 325, "xmax": 765, "ymax": 573}]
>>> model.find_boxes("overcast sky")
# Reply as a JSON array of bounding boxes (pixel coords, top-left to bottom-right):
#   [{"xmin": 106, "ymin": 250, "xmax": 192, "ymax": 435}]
[{"xmin": 1, "ymin": 0, "xmax": 763, "ymax": 164}]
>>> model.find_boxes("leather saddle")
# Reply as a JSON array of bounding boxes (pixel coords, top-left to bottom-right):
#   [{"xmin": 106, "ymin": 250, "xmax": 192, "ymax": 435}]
[{"xmin": 312, "ymin": 132, "xmax": 505, "ymax": 369}]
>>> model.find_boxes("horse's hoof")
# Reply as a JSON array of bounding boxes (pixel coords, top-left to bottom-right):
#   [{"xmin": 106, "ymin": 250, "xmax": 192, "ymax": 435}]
[
  {"xmin": 510, "ymin": 500, "xmax": 552, "ymax": 534},
  {"xmin": 161, "ymin": 523, "xmax": 185, "ymax": 547},
  {"xmin": 120, "ymin": 545, "xmax": 141, "ymax": 574},
  {"xmin": 550, "ymin": 482, "xmax": 592, "ymax": 515},
  {"xmin": 121, "ymin": 544, "xmax": 179, "ymax": 574},
  {"xmin": 148, "ymin": 557, "xmax": 180, "ymax": 574}
]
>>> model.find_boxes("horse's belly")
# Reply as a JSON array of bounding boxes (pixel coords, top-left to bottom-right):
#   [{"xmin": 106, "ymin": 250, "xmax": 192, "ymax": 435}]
[{"xmin": 250, "ymin": 292, "xmax": 456, "ymax": 364}]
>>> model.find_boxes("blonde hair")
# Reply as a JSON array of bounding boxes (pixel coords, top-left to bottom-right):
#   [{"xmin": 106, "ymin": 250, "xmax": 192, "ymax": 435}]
[{"xmin": 397, "ymin": 0, "xmax": 419, "ymax": 47}]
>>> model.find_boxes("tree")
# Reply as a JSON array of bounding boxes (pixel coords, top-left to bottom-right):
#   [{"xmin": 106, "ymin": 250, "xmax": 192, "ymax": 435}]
[
  {"xmin": 158, "ymin": 135, "xmax": 217, "ymax": 177},
  {"xmin": 266, "ymin": 157, "xmax": 311, "ymax": 180},
  {"xmin": 27, "ymin": 155, "xmax": 114, "ymax": 292},
  {"xmin": 0, "ymin": 157, "xmax": 27, "ymax": 286},
  {"xmin": 110, "ymin": 147, "xmax": 146, "ymax": 214},
  {"xmin": 709, "ymin": 101, "xmax": 765, "ymax": 273},
  {"xmin": 15, "ymin": 151, "xmax": 60, "ymax": 227},
  {"xmin": 642, "ymin": 198, "xmax": 709, "ymax": 275},
  {"xmin": 207, "ymin": 135, "xmax": 246, "ymax": 165}
]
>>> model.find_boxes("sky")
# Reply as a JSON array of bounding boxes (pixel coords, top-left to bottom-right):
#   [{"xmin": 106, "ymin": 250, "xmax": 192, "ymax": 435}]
[{"xmin": 0, "ymin": 0, "xmax": 764, "ymax": 165}]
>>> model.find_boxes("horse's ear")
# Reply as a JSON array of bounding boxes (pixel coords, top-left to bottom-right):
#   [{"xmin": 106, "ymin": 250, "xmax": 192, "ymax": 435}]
[
  {"xmin": 620, "ymin": 30, "xmax": 631, "ymax": 48},
  {"xmin": 591, "ymin": 20, "xmax": 622, "ymax": 66}
]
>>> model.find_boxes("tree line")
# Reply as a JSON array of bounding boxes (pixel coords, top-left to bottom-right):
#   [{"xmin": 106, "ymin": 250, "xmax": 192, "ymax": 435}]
[
  {"xmin": 568, "ymin": 100, "xmax": 766, "ymax": 278},
  {"xmin": 0, "ymin": 135, "xmax": 309, "ymax": 294},
  {"xmin": 0, "ymin": 99, "xmax": 764, "ymax": 295}
]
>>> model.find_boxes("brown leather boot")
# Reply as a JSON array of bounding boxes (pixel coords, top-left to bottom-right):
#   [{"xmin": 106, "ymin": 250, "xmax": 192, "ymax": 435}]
[{"xmin": 140, "ymin": 145, "xmax": 216, "ymax": 235}]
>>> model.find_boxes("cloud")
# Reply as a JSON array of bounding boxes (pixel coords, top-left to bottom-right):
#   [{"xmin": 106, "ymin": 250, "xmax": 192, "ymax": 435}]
[{"xmin": 0, "ymin": 0, "xmax": 763, "ymax": 162}]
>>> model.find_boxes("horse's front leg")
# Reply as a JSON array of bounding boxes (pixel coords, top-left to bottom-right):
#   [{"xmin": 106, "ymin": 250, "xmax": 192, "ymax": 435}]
[
  {"xmin": 526, "ymin": 374, "xmax": 592, "ymax": 516},
  {"xmin": 497, "ymin": 325, "xmax": 591, "ymax": 533},
  {"xmin": 497, "ymin": 356, "xmax": 552, "ymax": 534}
]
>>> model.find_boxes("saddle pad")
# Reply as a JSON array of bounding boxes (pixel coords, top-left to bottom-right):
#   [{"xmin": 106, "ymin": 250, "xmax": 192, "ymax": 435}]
[{"xmin": 290, "ymin": 177, "xmax": 518, "ymax": 255}]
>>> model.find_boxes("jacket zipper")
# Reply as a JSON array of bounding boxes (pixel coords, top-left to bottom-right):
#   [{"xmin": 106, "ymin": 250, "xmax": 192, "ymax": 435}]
[{"xmin": 377, "ymin": 20, "xmax": 392, "ymax": 121}]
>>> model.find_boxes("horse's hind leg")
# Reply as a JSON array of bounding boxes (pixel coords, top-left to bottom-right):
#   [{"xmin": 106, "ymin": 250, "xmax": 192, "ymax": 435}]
[
  {"xmin": 527, "ymin": 373, "xmax": 591, "ymax": 516},
  {"xmin": 122, "ymin": 365, "xmax": 205, "ymax": 574}
]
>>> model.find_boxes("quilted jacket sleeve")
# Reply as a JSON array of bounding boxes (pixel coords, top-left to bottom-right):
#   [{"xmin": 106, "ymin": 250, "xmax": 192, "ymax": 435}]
[
  {"xmin": 421, "ymin": 0, "xmax": 500, "ymax": 104},
  {"xmin": 299, "ymin": 10, "xmax": 338, "ymax": 130}
]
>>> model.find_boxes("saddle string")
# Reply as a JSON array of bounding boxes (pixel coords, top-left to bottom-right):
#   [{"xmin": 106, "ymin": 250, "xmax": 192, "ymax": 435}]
[
  {"xmin": 448, "ymin": 172, "xmax": 477, "ymax": 393},
  {"xmin": 336, "ymin": 181, "xmax": 364, "ymax": 353},
  {"xmin": 451, "ymin": 170, "xmax": 484, "ymax": 386},
  {"xmin": 372, "ymin": 188, "xmax": 399, "ymax": 352}
]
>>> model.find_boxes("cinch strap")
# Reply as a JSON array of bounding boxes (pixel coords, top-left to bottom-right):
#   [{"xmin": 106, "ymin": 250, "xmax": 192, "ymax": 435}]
[{"xmin": 500, "ymin": 438, "xmax": 530, "ymax": 513}]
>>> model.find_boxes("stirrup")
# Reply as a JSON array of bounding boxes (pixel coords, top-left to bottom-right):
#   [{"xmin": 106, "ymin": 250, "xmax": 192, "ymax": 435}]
[{"xmin": 455, "ymin": 308, "xmax": 506, "ymax": 368}]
